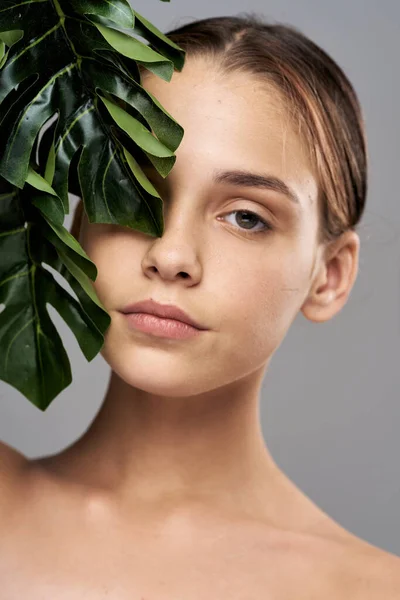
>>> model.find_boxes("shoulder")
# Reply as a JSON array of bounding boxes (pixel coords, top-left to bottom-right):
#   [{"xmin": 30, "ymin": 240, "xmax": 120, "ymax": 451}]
[
  {"xmin": 319, "ymin": 533, "xmax": 400, "ymax": 599},
  {"xmin": 285, "ymin": 510, "xmax": 400, "ymax": 599},
  {"xmin": 350, "ymin": 543, "xmax": 400, "ymax": 599},
  {"xmin": 293, "ymin": 494, "xmax": 400, "ymax": 597}
]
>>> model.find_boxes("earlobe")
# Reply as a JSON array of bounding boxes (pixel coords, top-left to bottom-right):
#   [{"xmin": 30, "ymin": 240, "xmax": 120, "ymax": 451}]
[{"xmin": 301, "ymin": 231, "xmax": 360, "ymax": 323}]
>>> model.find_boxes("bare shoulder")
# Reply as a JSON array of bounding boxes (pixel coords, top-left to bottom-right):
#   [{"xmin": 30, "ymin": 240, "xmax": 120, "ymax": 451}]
[
  {"xmin": 318, "ymin": 531, "xmax": 400, "ymax": 599},
  {"xmin": 348, "ymin": 541, "xmax": 400, "ymax": 599},
  {"xmin": 288, "ymin": 481, "xmax": 400, "ymax": 598}
]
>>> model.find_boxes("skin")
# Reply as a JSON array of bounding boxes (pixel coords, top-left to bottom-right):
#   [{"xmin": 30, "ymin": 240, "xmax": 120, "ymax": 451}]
[{"xmin": 1, "ymin": 57, "xmax": 399, "ymax": 598}]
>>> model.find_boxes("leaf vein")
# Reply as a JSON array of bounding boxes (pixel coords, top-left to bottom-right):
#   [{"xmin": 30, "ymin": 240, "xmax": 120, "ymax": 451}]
[
  {"xmin": 54, "ymin": 105, "xmax": 95, "ymax": 155},
  {"xmin": 4, "ymin": 316, "xmax": 35, "ymax": 372},
  {"xmin": 0, "ymin": 269, "xmax": 30, "ymax": 289},
  {"xmin": 103, "ymin": 0, "xmax": 130, "ymax": 19},
  {"xmin": 0, "ymin": 191, "xmax": 17, "ymax": 201},
  {"xmin": 5, "ymin": 62, "xmax": 78, "ymax": 164},
  {"xmin": 0, "ymin": 0, "xmax": 47, "ymax": 15},
  {"xmin": 0, "ymin": 227, "xmax": 24, "ymax": 238},
  {"xmin": 102, "ymin": 147, "xmax": 117, "ymax": 221},
  {"xmin": 6, "ymin": 21, "xmax": 62, "ymax": 69}
]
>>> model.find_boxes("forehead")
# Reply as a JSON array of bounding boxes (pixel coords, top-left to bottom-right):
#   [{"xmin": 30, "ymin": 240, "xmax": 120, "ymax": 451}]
[{"xmin": 141, "ymin": 59, "xmax": 317, "ymax": 205}]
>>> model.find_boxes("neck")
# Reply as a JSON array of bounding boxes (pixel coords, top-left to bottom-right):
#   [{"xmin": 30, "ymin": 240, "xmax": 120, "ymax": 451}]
[{"xmin": 38, "ymin": 367, "xmax": 287, "ymax": 521}]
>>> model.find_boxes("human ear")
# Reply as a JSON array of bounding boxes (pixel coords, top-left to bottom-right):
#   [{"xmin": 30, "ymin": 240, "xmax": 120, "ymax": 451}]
[{"xmin": 301, "ymin": 230, "xmax": 360, "ymax": 323}]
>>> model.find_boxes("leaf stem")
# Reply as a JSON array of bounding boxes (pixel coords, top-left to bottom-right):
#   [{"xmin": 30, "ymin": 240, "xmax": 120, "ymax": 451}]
[{"xmin": 51, "ymin": 0, "xmax": 82, "ymax": 69}]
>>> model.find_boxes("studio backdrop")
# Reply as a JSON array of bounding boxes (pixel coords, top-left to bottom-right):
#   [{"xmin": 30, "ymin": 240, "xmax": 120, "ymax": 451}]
[{"xmin": 0, "ymin": 0, "xmax": 399, "ymax": 557}]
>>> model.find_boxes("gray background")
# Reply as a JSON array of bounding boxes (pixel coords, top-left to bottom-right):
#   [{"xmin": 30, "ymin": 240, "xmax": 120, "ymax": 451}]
[{"xmin": 0, "ymin": 0, "xmax": 399, "ymax": 556}]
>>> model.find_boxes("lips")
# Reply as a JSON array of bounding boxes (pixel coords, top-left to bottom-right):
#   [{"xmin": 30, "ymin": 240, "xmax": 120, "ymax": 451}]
[{"xmin": 120, "ymin": 299, "xmax": 207, "ymax": 330}]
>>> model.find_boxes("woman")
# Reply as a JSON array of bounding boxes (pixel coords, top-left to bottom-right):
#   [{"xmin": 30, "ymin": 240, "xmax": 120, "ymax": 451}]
[{"xmin": 0, "ymin": 14, "xmax": 399, "ymax": 598}]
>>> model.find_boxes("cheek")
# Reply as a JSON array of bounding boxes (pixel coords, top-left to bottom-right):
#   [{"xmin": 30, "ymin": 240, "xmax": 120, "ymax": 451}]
[
  {"xmin": 217, "ymin": 248, "xmax": 307, "ymax": 367},
  {"xmin": 81, "ymin": 228, "xmax": 144, "ymax": 307}
]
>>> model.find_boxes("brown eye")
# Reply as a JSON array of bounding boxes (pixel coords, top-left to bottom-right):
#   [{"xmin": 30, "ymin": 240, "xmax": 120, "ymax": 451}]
[{"xmin": 222, "ymin": 210, "xmax": 273, "ymax": 235}]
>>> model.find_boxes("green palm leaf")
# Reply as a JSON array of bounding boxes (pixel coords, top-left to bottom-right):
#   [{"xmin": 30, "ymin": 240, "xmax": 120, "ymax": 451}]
[
  {"xmin": 0, "ymin": 0, "xmax": 186, "ymax": 409},
  {"xmin": 0, "ymin": 176, "xmax": 111, "ymax": 410}
]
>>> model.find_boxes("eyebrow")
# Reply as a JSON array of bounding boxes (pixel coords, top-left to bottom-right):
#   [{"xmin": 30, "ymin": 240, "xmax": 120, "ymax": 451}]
[{"xmin": 213, "ymin": 169, "xmax": 301, "ymax": 207}]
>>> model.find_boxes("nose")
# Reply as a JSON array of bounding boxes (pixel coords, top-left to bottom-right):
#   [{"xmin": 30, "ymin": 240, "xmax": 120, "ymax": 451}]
[{"xmin": 141, "ymin": 213, "xmax": 203, "ymax": 285}]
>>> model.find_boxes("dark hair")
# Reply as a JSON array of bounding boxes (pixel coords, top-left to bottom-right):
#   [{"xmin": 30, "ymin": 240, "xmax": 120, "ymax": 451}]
[{"xmin": 160, "ymin": 14, "xmax": 368, "ymax": 245}]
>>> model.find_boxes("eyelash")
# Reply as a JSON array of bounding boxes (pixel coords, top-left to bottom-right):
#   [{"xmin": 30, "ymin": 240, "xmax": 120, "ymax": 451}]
[
  {"xmin": 222, "ymin": 209, "xmax": 273, "ymax": 236},
  {"xmin": 154, "ymin": 185, "xmax": 274, "ymax": 237}
]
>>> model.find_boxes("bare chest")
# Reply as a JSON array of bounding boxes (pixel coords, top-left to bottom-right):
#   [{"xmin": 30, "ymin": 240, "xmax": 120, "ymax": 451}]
[{"xmin": 0, "ymin": 510, "xmax": 353, "ymax": 600}]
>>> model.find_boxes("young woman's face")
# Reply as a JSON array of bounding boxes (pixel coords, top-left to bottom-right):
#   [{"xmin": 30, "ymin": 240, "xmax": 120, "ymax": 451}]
[{"xmin": 78, "ymin": 58, "xmax": 322, "ymax": 396}]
